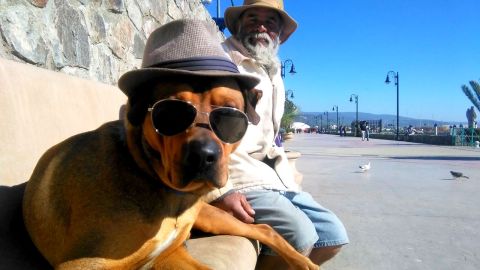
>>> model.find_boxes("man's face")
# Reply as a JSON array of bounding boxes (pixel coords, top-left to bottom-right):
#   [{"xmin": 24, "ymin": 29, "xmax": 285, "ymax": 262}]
[
  {"xmin": 237, "ymin": 7, "xmax": 281, "ymax": 49},
  {"xmin": 237, "ymin": 7, "xmax": 282, "ymax": 71}
]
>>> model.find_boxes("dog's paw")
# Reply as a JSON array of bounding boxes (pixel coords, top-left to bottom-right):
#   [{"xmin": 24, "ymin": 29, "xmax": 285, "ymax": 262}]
[{"xmin": 288, "ymin": 258, "xmax": 320, "ymax": 270}]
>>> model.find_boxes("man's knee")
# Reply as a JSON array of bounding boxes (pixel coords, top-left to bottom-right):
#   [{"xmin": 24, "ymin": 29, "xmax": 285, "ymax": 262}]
[
  {"xmin": 259, "ymin": 217, "xmax": 318, "ymax": 255},
  {"xmin": 246, "ymin": 191, "xmax": 319, "ymax": 252},
  {"xmin": 266, "ymin": 212, "xmax": 318, "ymax": 252},
  {"xmin": 309, "ymin": 245, "xmax": 343, "ymax": 265}
]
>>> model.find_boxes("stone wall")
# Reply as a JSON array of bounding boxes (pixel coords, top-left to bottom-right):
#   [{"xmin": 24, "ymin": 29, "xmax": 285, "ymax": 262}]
[{"xmin": 0, "ymin": 0, "xmax": 215, "ymax": 85}]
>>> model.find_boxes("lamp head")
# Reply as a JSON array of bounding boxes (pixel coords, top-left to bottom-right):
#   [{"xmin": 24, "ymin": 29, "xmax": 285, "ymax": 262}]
[
  {"xmin": 349, "ymin": 97, "xmax": 353, "ymax": 102},
  {"xmin": 385, "ymin": 74, "xmax": 391, "ymax": 84},
  {"xmin": 289, "ymin": 64, "xmax": 297, "ymax": 75}
]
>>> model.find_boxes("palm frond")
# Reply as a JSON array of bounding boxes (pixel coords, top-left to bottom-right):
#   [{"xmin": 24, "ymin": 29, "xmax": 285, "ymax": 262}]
[
  {"xmin": 469, "ymin": 80, "xmax": 480, "ymax": 100},
  {"xmin": 462, "ymin": 82, "xmax": 480, "ymax": 111},
  {"xmin": 281, "ymin": 99, "xmax": 300, "ymax": 131}
]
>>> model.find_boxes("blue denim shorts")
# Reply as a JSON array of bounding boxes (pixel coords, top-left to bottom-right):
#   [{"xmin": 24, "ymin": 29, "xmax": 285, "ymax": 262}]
[{"xmin": 244, "ymin": 190, "xmax": 349, "ymax": 255}]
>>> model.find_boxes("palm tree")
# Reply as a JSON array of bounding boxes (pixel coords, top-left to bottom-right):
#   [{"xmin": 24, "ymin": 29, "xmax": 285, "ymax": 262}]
[
  {"xmin": 461, "ymin": 79, "xmax": 480, "ymax": 111},
  {"xmin": 281, "ymin": 99, "xmax": 299, "ymax": 132}
]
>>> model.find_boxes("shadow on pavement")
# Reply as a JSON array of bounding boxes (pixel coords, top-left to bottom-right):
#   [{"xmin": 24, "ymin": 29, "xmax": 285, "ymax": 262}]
[{"xmin": 390, "ymin": 156, "xmax": 480, "ymax": 161}]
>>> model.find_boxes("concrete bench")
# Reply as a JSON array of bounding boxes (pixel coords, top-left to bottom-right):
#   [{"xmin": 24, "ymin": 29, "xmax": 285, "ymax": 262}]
[
  {"xmin": 285, "ymin": 150, "xmax": 303, "ymax": 186},
  {"xmin": 0, "ymin": 58, "xmax": 258, "ymax": 269}
]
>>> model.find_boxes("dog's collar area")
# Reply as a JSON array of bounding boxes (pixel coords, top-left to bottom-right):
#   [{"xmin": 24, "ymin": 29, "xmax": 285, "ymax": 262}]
[{"xmin": 140, "ymin": 229, "xmax": 179, "ymax": 270}]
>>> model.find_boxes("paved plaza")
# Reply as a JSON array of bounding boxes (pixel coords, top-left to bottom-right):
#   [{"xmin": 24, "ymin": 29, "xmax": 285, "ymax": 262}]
[{"xmin": 283, "ymin": 134, "xmax": 480, "ymax": 270}]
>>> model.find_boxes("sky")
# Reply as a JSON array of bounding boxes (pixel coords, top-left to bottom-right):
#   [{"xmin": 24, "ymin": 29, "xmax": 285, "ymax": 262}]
[{"xmin": 204, "ymin": 0, "xmax": 480, "ymax": 123}]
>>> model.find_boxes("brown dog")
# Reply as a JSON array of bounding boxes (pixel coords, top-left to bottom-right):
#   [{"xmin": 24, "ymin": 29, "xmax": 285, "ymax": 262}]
[{"xmin": 23, "ymin": 20, "xmax": 319, "ymax": 270}]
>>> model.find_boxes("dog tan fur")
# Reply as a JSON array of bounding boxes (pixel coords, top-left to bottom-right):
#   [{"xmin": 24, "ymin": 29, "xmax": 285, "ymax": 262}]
[{"xmin": 23, "ymin": 78, "xmax": 318, "ymax": 269}]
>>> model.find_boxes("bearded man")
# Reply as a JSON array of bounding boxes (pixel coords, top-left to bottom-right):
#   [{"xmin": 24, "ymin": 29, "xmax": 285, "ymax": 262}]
[{"xmin": 204, "ymin": 1, "xmax": 349, "ymax": 269}]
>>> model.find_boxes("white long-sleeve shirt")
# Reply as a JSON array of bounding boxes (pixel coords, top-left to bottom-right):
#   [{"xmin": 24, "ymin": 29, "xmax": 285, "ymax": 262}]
[{"xmin": 204, "ymin": 37, "xmax": 299, "ymax": 202}]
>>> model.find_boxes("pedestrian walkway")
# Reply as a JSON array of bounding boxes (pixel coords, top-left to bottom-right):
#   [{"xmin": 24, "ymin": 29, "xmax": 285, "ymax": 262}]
[{"xmin": 284, "ymin": 134, "xmax": 480, "ymax": 270}]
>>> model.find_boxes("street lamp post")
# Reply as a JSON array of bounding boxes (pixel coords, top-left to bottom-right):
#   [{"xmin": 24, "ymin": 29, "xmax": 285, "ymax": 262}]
[
  {"xmin": 350, "ymin": 94, "xmax": 359, "ymax": 136},
  {"xmin": 324, "ymin": 111, "xmax": 329, "ymax": 132},
  {"xmin": 281, "ymin": 59, "xmax": 297, "ymax": 78},
  {"xmin": 332, "ymin": 105, "xmax": 339, "ymax": 133},
  {"xmin": 202, "ymin": 0, "xmax": 235, "ymax": 32},
  {"xmin": 314, "ymin": 115, "xmax": 320, "ymax": 133},
  {"xmin": 385, "ymin": 71, "xmax": 399, "ymax": 140},
  {"xmin": 320, "ymin": 115, "xmax": 323, "ymax": 132}
]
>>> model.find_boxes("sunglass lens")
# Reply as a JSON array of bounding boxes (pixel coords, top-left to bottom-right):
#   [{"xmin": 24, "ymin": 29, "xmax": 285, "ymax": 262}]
[
  {"xmin": 151, "ymin": 100, "xmax": 196, "ymax": 136},
  {"xmin": 210, "ymin": 108, "xmax": 248, "ymax": 143}
]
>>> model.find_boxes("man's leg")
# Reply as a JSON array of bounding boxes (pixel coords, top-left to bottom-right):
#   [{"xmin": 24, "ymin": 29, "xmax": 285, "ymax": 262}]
[
  {"xmin": 245, "ymin": 190, "xmax": 318, "ymax": 270},
  {"xmin": 286, "ymin": 191, "xmax": 348, "ymax": 265},
  {"xmin": 245, "ymin": 190, "xmax": 349, "ymax": 269},
  {"xmin": 309, "ymin": 246, "xmax": 343, "ymax": 265}
]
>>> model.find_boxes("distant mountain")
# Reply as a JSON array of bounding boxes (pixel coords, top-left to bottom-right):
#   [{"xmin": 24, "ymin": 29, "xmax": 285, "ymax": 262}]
[{"xmin": 297, "ymin": 112, "xmax": 466, "ymax": 128}]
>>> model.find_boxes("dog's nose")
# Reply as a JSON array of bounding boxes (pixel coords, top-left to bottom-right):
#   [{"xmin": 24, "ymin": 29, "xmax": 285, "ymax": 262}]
[
  {"xmin": 181, "ymin": 138, "xmax": 222, "ymax": 186},
  {"xmin": 184, "ymin": 139, "xmax": 220, "ymax": 166}
]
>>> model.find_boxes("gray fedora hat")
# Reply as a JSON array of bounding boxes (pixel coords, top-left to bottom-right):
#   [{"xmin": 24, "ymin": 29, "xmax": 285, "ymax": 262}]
[
  {"xmin": 224, "ymin": 0, "xmax": 297, "ymax": 44},
  {"xmin": 118, "ymin": 19, "xmax": 260, "ymax": 97}
]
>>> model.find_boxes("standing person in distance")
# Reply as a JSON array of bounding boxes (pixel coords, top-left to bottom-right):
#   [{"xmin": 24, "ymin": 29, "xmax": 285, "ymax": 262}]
[{"xmin": 360, "ymin": 121, "xmax": 367, "ymax": 141}]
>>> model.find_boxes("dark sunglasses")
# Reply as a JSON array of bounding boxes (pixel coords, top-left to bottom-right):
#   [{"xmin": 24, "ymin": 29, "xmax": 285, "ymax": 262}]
[{"xmin": 147, "ymin": 99, "xmax": 250, "ymax": 144}]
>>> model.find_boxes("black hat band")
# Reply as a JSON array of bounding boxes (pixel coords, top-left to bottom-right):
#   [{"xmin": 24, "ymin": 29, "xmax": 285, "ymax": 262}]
[{"xmin": 150, "ymin": 57, "xmax": 240, "ymax": 73}]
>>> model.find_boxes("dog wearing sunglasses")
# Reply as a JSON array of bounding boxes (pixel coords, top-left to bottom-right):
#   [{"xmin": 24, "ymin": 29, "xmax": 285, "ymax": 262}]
[
  {"xmin": 23, "ymin": 19, "xmax": 318, "ymax": 270},
  {"xmin": 23, "ymin": 78, "xmax": 318, "ymax": 270}
]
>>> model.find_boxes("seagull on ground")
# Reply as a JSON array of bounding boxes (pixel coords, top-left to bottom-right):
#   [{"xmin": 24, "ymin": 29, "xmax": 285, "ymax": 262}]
[
  {"xmin": 359, "ymin": 162, "xmax": 371, "ymax": 172},
  {"xmin": 450, "ymin": 171, "xmax": 469, "ymax": 179}
]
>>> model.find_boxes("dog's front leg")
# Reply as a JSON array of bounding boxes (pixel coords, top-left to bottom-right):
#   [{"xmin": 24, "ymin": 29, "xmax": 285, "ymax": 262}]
[
  {"xmin": 56, "ymin": 245, "xmax": 211, "ymax": 270},
  {"xmin": 194, "ymin": 202, "xmax": 319, "ymax": 270}
]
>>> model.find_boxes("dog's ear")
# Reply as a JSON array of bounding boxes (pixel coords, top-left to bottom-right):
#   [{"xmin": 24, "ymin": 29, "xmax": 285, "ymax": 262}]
[
  {"xmin": 244, "ymin": 88, "xmax": 262, "ymax": 125},
  {"xmin": 126, "ymin": 93, "xmax": 151, "ymax": 126},
  {"xmin": 124, "ymin": 80, "xmax": 158, "ymax": 126}
]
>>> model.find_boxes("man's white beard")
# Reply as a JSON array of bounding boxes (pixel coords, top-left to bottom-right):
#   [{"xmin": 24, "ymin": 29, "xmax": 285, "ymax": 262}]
[{"xmin": 240, "ymin": 32, "xmax": 280, "ymax": 77}]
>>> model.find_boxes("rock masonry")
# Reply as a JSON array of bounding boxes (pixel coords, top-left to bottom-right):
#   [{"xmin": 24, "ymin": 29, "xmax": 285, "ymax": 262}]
[{"xmin": 0, "ymin": 0, "xmax": 217, "ymax": 85}]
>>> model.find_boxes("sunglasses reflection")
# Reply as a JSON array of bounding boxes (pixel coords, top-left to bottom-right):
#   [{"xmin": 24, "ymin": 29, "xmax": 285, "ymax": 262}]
[{"xmin": 147, "ymin": 99, "xmax": 249, "ymax": 143}]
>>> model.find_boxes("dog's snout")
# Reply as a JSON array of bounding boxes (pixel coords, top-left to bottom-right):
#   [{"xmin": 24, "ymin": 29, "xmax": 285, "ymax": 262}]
[
  {"xmin": 185, "ymin": 139, "xmax": 220, "ymax": 166},
  {"xmin": 181, "ymin": 138, "xmax": 222, "ymax": 186}
]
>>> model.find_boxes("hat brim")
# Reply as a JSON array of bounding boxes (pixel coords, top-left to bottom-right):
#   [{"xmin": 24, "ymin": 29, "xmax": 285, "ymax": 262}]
[
  {"xmin": 118, "ymin": 68, "xmax": 260, "ymax": 98},
  {"xmin": 224, "ymin": 4, "xmax": 297, "ymax": 44}
]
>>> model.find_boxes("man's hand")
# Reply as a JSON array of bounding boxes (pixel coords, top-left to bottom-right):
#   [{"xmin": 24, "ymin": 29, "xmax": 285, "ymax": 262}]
[{"xmin": 211, "ymin": 192, "xmax": 255, "ymax": 223}]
